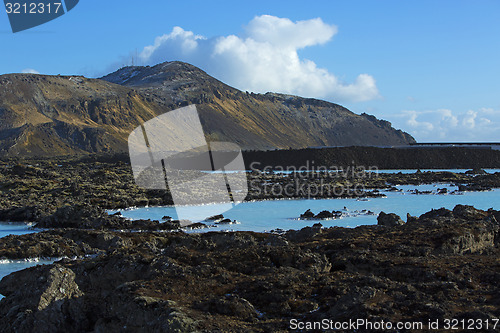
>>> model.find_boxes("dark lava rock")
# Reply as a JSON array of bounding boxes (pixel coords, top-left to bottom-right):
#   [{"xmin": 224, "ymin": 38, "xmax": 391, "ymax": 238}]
[
  {"xmin": 299, "ymin": 209, "xmax": 315, "ymax": 219},
  {"xmin": 35, "ymin": 205, "xmax": 180, "ymax": 231},
  {"xmin": 377, "ymin": 211, "xmax": 404, "ymax": 227},
  {"xmin": 183, "ymin": 222, "xmax": 208, "ymax": 230},
  {"xmin": 206, "ymin": 214, "xmax": 224, "ymax": 221},
  {"xmin": 0, "ymin": 231, "xmax": 94, "ymax": 259},
  {"xmin": 465, "ymin": 168, "xmax": 488, "ymax": 175},
  {"xmin": 0, "ymin": 264, "xmax": 85, "ymax": 332},
  {"xmin": 2, "ymin": 199, "xmax": 500, "ymax": 331},
  {"xmin": 453, "ymin": 204, "xmax": 489, "ymax": 220},
  {"xmin": 286, "ymin": 223, "xmax": 323, "ymax": 242},
  {"xmin": 194, "ymin": 294, "xmax": 260, "ymax": 321},
  {"xmin": 417, "ymin": 207, "xmax": 453, "ymax": 221},
  {"xmin": 406, "ymin": 213, "xmax": 418, "ymax": 223},
  {"xmin": 314, "ymin": 210, "xmax": 334, "ymax": 219},
  {"xmin": 0, "ymin": 263, "xmax": 197, "ymax": 333},
  {"xmin": 437, "ymin": 187, "xmax": 448, "ymax": 194},
  {"xmin": 36, "ymin": 204, "xmax": 130, "ymax": 229},
  {"xmin": 459, "ymin": 184, "xmax": 492, "ymax": 192},
  {"xmin": 332, "ymin": 210, "xmax": 343, "ymax": 218},
  {"xmin": 0, "ymin": 206, "xmax": 49, "ymax": 222}
]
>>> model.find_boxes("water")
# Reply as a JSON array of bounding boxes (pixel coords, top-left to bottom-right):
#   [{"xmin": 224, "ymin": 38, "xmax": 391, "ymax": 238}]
[
  {"xmin": 0, "ymin": 258, "xmax": 55, "ymax": 300},
  {"xmin": 0, "ymin": 223, "xmax": 50, "ymax": 299},
  {"xmin": 0, "ymin": 261, "xmax": 56, "ymax": 300},
  {"xmin": 0, "ymin": 258, "xmax": 55, "ymax": 281},
  {"xmin": 113, "ymin": 184, "xmax": 500, "ymax": 232},
  {"xmin": 2, "ymin": 172, "xmax": 500, "ymax": 296},
  {"xmin": 0, "ymin": 222, "xmax": 38, "ymax": 239}
]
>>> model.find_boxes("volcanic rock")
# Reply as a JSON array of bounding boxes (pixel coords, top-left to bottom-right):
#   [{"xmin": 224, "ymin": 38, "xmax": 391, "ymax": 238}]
[{"xmin": 377, "ymin": 211, "xmax": 404, "ymax": 227}]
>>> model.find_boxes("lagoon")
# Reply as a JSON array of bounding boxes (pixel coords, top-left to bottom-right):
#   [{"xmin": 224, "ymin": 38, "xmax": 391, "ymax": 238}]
[
  {"xmin": 1, "ymin": 179, "xmax": 500, "ymax": 293},
  {"xmin": 114, "ymin": 184, "xmax": 500, "ymax": 232}
]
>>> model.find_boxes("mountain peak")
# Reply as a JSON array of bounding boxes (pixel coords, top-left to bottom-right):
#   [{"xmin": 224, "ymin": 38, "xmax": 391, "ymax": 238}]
[{"xmin": 101, "ymin": 61, "xmax": 222, "ymax": 90}]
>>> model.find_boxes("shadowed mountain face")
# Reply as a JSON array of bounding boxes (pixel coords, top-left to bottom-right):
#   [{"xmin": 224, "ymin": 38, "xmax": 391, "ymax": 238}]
[{"xmin": 0, "ymin": 62, "xmax": 414, "ymax": 156}]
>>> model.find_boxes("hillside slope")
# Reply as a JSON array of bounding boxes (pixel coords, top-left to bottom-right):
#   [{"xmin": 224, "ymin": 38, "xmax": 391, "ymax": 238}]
[
  {"xmin": 0, "ymin": 62, "xmax": 415, "ymax": 156},
  {"xmin": 0, "ymin": 74, "xmax": 165, "ymax": 156},
  {"xmin": 102, "ymin": 62, "xmax": 415, "ymax": 149}
]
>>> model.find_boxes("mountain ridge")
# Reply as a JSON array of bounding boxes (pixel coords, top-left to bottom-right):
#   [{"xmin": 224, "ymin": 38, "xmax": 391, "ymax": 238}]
[{"xmin": 0, "ymin": 61, "xmax": 415, "ymax": 156}]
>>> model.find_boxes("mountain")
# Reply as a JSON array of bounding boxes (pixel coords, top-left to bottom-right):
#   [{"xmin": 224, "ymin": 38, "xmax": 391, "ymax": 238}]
[
  {"xmin": 0, "ymin": 61, "xmax": 415, "ymax": 156},
  {"xmin": 101, "ymin": 62, "xmax": 415, "ymax": 148},
  {"xmin": 0, "ymin": 74, "xmax": 166, "ymax": 156}
]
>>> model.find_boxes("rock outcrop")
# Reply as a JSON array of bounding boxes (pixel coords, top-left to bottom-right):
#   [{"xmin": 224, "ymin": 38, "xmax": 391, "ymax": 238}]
[
  {"xmin": 377, "ymin": 211, "xmax": 405, "ymax": 227},
  {"xmin": 1, "ymin": 205, "xmax": 499, "ymax": 332}
]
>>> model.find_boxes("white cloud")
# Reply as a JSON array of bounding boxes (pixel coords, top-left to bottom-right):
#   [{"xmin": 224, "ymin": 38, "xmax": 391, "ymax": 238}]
[
  {"xmin": 140, "ymin": 27, "xmax": 206, "ymax": 61},
  {"xmin": 245, "ymin": 15, "xmax": 336, "ymax": 49},
  {"xmin": 21, "ymin": 68, "xmax": 39, "ymax": 74},
  {"xmin": 399, "ymin": 108, "xmax": 500, "ymax": 141},
  {"xmin": 134, "ymin": 15, "xmax": 379, "ymax": 103},
  {"xmin": 461, "ymin": 110, "xmax": 477, "ymax": 129},
  {"xmin": 405, "ymin": 110, "xmax": 434, "ymax": 132}
]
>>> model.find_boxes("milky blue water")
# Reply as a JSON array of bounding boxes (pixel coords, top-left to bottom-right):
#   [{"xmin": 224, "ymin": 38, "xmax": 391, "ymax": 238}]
[
  {"xmin": 113, "ymin": 184, "xmax": 500, "ymax": 232},
  {"xmin": 1, "ymin": 171, "xmax": 500, "ymax": 295},
  {"xmin": 0, "ymin": 222, "xmax": 38, "ymax": 239},
  {"xmin": 0, "ymin": 258, "xmax": 55, "ymax": 300},
  {"xmin": 0, "ymin": 259, "xmax": 55, "ymax": 281}
]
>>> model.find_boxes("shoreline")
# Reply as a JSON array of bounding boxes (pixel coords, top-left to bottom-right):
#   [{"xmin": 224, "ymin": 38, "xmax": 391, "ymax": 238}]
[
  {"xmin": 0, "ymin": 204, "xmax": 499, "ymax": 331},
  {"xmin": 1, "ymin": 155, "xmax": 499, "ymax": 229},
  {"xmin": 1, "ymin": 155, "xmax": 500, "ymax": 331}
]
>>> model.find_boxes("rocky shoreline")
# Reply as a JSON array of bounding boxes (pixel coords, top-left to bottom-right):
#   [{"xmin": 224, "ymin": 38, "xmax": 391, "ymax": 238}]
[
  {"xmin": 1, "ymin": 155, "xmax": 500, "ymax": 331},
  {"xmin": 0, "ymin": 204, "xmax": 499, "ymax": 332},
  {"xmin": 1, "ymin": 155, "xmax": 499, "ymax": 227}
]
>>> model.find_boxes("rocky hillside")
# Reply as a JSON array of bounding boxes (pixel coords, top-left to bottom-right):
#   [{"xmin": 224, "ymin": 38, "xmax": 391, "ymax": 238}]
[
  {"xmin": 0, "ymin": 74, "xmax": 165, "ymax": 156},
  {"xmin": 0, "ymin": 62, "xmax": 415, "ymax": 156},
  {"xmin": 102, "ymin": 62, "xmax": 415, "ymax": 148}
]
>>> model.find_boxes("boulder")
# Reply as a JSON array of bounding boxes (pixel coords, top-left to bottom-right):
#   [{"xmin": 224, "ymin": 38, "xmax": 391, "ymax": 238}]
[
  {"xmin": 286, "ymin": 223, "xmax": 322, "ymax": 242},
  {"xmin": 299, "ymin": 209, "xmax": 315, "ymax": 219},
  {"xmin": 314, "ymin": 210, "xmax": 334, "ymax": 219},
  {"xmin": 465, "ymin": 168, "xmax": 488, "ymax": 175},
  {"xmin": 217, "ymin": 218, "xmax": 236, "ymax": 225},
  {"xmin": 458, "ymin": 184, "xmax": 492, "ymax": 192},
  {"xmin": 453, "ymin": 205, "xmax": 489, "ymax": 220},
  {"xmin": 437, "ymin": 187, "xmax": 448, "ymax": 194},
  {"xmin": 206, "ymin": 214, "xmax": 224, "ymax": 221},
  {"xmin": 419, "ymin": 207, "xmax": 453, "ymax": 220},
  {"xmin": 406, "ymin": 213, "xmax": 418, "ymax": 223},
  {"xmin": 194, "ymin": 294, "xmax": 260, "ymax": 321},
  {"xmin": 377, "ymin": 212, "xmax": 404, "ymax": 227}
]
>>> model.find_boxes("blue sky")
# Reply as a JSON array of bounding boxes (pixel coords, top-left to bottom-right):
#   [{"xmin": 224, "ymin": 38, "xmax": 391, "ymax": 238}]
[{"xmin": 1, "ymin": 0, "xmax": 499, "ymax": 142}]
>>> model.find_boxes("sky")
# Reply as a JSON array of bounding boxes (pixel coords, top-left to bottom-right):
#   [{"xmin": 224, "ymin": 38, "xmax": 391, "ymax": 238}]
[{"xmin": 1, "ymin": 0, "xmax": 499, "ymax": 142}]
